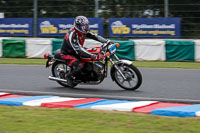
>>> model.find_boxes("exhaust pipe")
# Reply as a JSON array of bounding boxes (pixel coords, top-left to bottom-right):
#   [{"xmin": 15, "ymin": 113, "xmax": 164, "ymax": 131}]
[{"xmin": 48, "ymin": 76, "xmax": 67, "ymax": 82}]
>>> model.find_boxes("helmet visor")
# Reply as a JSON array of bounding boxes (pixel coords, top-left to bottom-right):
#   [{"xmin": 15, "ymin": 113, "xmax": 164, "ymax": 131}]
[{"xmin": 81, "ymin": 23, "xmax": 90, "ymax": 33}]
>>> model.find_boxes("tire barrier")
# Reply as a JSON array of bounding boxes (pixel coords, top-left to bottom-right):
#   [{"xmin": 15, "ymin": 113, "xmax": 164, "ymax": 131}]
[
  {"xmin": 133, "ymin": 39, "xmax": 165, "ymax": 61},
  {"xmin": 0, "ymin": 37, "xmax": 200, "ymax": 62},
  {"xmin": 165, "ymin": 40, "xmax": 195, "ymax": 62},
  {"xmin": 2, "ymin": 39, "xmax": 26, "ymax": 58},
  {"xmin": 1, "ymin": 92, "xmax": 200, "ymax": 117}
]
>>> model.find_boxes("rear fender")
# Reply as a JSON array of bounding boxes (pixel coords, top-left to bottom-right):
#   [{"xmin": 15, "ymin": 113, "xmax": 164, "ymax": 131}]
[
  {"xmin": 46, "ymin": 56, "xmax": 65, "ymax": 68},
  {"xmin": 46, "ymin": 60, "xmax": 52, "ymax": 68},
  {"xmin": 45, "ymin": 54, "xmax": 53, "ymax": 68}
]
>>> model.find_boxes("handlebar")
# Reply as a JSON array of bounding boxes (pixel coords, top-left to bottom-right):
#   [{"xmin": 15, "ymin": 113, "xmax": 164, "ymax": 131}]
[{"xmin": 101, "ymin": 41, "xmax": 111, "ymax": 51}]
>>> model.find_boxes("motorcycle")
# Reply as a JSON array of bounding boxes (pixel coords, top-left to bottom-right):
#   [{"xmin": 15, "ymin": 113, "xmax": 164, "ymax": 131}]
[{"xmin": 44, "ymin": 42, "xmax": 142, "ymax": 90}]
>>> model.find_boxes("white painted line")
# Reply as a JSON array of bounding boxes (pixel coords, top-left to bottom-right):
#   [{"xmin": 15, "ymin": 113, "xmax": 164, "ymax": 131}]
[
  {"xmin": 195, "ymin": 111, "xmax": 200, "ymax": 116},
  {"xmin": 1, "ymin": 89, "xmax": 200, "ymax": 104},
  {"xmin": 0, "ymin": 92, "xmax": 10, "ymax": 96},
  {"xmin": 91, "ymin": 101, "xmax": 158, "ymax": 112},
  {"xmin": 23, "ymin": 97, "xmax": 83, "ymax": 106}
]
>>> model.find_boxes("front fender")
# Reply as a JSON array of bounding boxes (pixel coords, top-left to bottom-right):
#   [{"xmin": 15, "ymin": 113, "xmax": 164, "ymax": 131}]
[
  {"xmin": 118, "ymin": 60, "xmax": 132, "ymax": 65},
  {"xmin": 110, "ymin": 60, "xmax": 133, "ymax": 81}
]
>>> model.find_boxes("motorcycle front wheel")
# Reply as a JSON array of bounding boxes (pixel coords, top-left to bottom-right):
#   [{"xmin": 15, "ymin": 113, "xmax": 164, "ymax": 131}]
[
  {"xmin": 52, "ymin": 61, "xmax": 77, "ymax": 88},
  {"xmin": 113, "ymin": 64, "xmax": 142, "ymax": 90}
]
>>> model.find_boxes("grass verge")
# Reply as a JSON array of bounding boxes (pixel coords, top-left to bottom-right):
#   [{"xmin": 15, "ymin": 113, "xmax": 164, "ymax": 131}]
[
  {"xmin": 0, "ymin": 58, "xmax": 46, "ymax": 65},
  {"xmin": 0, "ymin": 106, "xmax": 200, "ymax": 133},
  {"xmin": 0, "ymin": 58, "xmax": 200, "ymax": 69}
]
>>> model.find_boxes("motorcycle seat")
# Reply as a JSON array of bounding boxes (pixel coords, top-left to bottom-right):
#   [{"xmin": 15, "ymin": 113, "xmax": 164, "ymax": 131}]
[{"xmin": 54, "ymin": 49, "xmax": 62, "ymax": 59}]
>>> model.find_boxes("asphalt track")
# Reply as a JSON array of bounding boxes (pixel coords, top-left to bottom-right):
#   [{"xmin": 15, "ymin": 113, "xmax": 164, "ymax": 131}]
[{"xmin": 0, "ymin": 64, "xmax": 200, "ymax": 103}]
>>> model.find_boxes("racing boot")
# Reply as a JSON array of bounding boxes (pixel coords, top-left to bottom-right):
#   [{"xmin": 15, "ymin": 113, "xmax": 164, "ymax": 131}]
[
  {"xmin": 67, "ymin": 64, "xmax": 83, "ymax": 87},
  {"xmin": 67, "ymin": 76, "xmax": 75, "ymax": 88}
]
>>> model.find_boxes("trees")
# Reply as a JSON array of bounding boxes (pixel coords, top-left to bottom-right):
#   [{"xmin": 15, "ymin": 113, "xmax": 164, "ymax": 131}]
[{"xmin": 0, "ymin": 0, "xmax": 33, "ymax": 17}]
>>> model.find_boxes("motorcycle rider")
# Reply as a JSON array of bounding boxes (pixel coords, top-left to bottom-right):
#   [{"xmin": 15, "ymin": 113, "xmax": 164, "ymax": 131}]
[{"xmin": 60, "ymin": 16, "xmax": 114, "ymax": 87}]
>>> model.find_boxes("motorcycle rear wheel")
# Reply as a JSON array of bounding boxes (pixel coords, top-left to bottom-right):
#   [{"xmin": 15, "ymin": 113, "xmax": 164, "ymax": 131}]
[
  {"xmin": 52, "ymin": 61, "xmax": 77, "ymax": 88},
  {"xmin": 113, "ymin": 64, "xmax": 142, "ymax": 90}
]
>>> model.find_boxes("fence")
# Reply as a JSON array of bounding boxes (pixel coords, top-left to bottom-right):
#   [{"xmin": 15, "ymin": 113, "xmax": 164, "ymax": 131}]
[{"xmin": 0, "ymin": 0, "xmax": 200, "ymax": 38}]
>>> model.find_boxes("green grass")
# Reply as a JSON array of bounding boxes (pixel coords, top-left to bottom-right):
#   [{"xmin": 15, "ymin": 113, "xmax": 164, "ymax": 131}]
[
  {"xmin": 0, "ymin": 106, "xmax": 200, "ymax": 133},
  {"xmin": 0, "ymin": 58, "xmax": 46, "ymax": 65},
  {"xmin": 0, "ymin": 58, "xmax": 200, "ymax": 69},
  {"xmin": 132, "ymin": 61, "xmax": 200, "ymax": 69}
]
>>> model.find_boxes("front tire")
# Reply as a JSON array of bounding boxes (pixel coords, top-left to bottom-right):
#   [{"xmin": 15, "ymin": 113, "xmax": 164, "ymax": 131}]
[{"xmin": 113, "ymin": 64, "xmax": 142, "ymax": 90}]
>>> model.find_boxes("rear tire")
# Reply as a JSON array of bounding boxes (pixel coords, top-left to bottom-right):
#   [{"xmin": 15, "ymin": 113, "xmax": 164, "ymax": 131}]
[
  {"xmin": 52, "ymin": 61, "xmax": 77, "ymax": 88},
  {"xmin": 113, "ymin": 64, "xmax": 142, "ymax": 91}
]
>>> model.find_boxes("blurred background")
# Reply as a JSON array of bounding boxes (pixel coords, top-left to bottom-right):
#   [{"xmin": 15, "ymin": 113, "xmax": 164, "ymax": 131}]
[{"xmin": 0, "ymin": 0, "xmax": 200, "ymax": 38}]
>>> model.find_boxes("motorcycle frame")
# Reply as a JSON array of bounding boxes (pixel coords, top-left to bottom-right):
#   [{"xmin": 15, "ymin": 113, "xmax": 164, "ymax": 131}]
[{"xmin": 46, "ymin": 43, "xmax": 131, "ymax": 83}]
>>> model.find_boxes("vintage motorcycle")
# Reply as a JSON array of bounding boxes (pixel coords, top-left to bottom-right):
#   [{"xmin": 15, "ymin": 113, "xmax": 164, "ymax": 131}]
[{"xmin": 44, "ymin": 42, "xmax": 142, "ymax": 90}]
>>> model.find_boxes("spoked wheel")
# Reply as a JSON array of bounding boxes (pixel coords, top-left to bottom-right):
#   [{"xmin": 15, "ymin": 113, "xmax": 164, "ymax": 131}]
[
  {"xmin": 52, "ymin": 61, "xmax": 77, "ymax": 87},
  {"xmin": 114, "ymin": 64, "xmax": 142, "ymax": 90}
]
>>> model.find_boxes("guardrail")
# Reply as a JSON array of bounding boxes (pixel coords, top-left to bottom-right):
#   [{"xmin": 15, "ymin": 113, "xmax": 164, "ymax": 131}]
[{"xmin": 0, "ymin": 37, "xmax": 200, "ymax": 62}]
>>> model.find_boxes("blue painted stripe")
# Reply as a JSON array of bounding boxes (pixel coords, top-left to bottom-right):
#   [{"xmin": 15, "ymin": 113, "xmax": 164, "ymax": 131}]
[
  {"xmin": 74, "ymin": 99, "xmax": 107, "ymax": 108},
  {"xmin": 75, "ymin": 99, "xmax": 135, "ymax": 108},
  {"xmin": 0, "ymin": 96, "xmax": 55, "ymax": 106},
  {"xmin": 151, "ymin": 104, "xmax": 200, "ymax": 117}
]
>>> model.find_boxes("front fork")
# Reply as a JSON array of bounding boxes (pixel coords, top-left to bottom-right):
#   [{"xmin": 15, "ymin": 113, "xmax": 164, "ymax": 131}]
[{"xmin": 108, "ymin": 54, "xmax": 127, "ymax": 80}]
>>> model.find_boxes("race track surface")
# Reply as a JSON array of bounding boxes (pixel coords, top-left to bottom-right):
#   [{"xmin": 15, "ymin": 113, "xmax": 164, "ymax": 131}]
[{"xmin": 0, "ymin": 64, "xmax": 200, "ymax": 103}]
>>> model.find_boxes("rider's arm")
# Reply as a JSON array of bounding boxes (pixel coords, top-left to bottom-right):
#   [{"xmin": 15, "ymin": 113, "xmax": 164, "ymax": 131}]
[
  {"xmin": 86, "ymin": 32, "xmax": 107, "ymax": 43},
  {"xmin": 69, "ymin": 31, "xmax": 94, "ymax": 59}
]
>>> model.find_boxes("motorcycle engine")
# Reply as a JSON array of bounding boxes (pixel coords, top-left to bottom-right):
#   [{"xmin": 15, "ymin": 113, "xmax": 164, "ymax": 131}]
[
  {"xmin": 81, "ymin": 62, "xmax": 104, "ymax": 82},
  {"xmin": 93, "ymin": 62, "xmax": 104, "ymax": 81}
]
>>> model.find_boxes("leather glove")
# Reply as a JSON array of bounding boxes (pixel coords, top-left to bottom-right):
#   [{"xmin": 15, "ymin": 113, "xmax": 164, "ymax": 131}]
[{"xmin": 106, "ymin": 40, "xmax": 115, "ymax": 44}]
